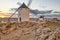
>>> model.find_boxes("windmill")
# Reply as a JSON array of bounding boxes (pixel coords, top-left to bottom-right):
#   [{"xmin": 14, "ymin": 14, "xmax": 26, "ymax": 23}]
[{"xmin": 9, "ymin": 0, "xmax": 32, "ymax": 22}]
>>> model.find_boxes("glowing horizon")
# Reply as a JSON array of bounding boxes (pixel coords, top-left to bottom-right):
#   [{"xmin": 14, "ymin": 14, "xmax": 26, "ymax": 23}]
[{"xmin": 0, "ymin": 13, "xmax": 8, "ymax": 18}]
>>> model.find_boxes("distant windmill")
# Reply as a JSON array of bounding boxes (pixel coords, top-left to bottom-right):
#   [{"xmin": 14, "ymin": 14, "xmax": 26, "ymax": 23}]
[{"xmin": 9, "ymin": 0, "xmax": 32, "ymax": 22}]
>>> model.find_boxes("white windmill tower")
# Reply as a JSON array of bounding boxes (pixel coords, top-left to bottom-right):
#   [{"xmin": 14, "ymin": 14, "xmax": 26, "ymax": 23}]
[
  {"xmin": 18, "ymin": 3, "xmax": 29, "ymax": 22},
  {"xmin": 9, "ymin": 0, "xmax": 32, "ymax": 22}
]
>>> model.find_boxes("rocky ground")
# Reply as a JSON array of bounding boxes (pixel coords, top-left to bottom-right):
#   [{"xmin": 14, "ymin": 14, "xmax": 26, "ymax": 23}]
[{"xmin": 0, "ymin": 21, "xmax": 60, "ymax": 40}]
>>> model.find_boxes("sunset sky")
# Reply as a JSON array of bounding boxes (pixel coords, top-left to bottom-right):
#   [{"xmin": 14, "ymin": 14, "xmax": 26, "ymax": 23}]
[
  {"xmin": 0, "ymin": 0, "xmax": 60, "ymax": 18},
  {"xmin": 0, "ymin": 0, "xmax": 60, "ymax": 13}
]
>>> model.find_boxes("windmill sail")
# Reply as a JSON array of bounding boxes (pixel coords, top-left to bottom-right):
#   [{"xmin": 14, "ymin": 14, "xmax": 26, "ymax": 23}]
[{"xmin": 27, "ymin": 0, "xmax": 32, "ymax": 7}]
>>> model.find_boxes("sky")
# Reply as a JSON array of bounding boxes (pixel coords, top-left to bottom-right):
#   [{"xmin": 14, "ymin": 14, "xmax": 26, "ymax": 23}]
[{"xmin": 0, "ymin": 0, "xmax": 60, "ymax": 13}]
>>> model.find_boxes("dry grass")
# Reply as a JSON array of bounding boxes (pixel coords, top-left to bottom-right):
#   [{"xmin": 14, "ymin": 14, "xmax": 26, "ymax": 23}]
[
  {"xmin": 0, "ymin": 21, "xmax": 60, "ymax": 33},
  {"xmin": 44, "ymin": 21, "xmax": 60, "ymax": 29},
  {"xmin": 0, "ymin": 21, "xmax": 60, "ymax": 40}
]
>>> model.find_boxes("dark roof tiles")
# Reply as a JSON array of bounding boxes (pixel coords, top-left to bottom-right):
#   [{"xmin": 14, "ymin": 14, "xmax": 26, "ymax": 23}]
[{"xmin": 18, "ymin": 3, "xmax": 29, "ymax": 9}]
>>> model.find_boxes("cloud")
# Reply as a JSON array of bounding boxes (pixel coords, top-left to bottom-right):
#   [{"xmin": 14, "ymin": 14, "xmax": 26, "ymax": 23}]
[
  {"xmin": 30, "ymin": 9, "xmax": 53, "ymax": 14},
  {"xmin": 53, "ymin": 11, "xmax": 60, "ymax": 13}
]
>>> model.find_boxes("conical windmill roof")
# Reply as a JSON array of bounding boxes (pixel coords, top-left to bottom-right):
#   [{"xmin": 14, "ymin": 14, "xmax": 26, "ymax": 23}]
[{"xmin": 18, "ymin": 3, "xmax": 29, "ymax": 9}]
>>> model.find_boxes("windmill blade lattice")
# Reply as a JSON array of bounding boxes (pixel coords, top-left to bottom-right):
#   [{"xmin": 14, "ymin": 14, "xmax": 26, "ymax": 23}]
[
  {"xmin": 27, "ymin": 0, "xmax": 32, "ymax": 7},
  {"xmin": 9, "ymin": 10, "xmax": 18, "ymax": 18}
]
